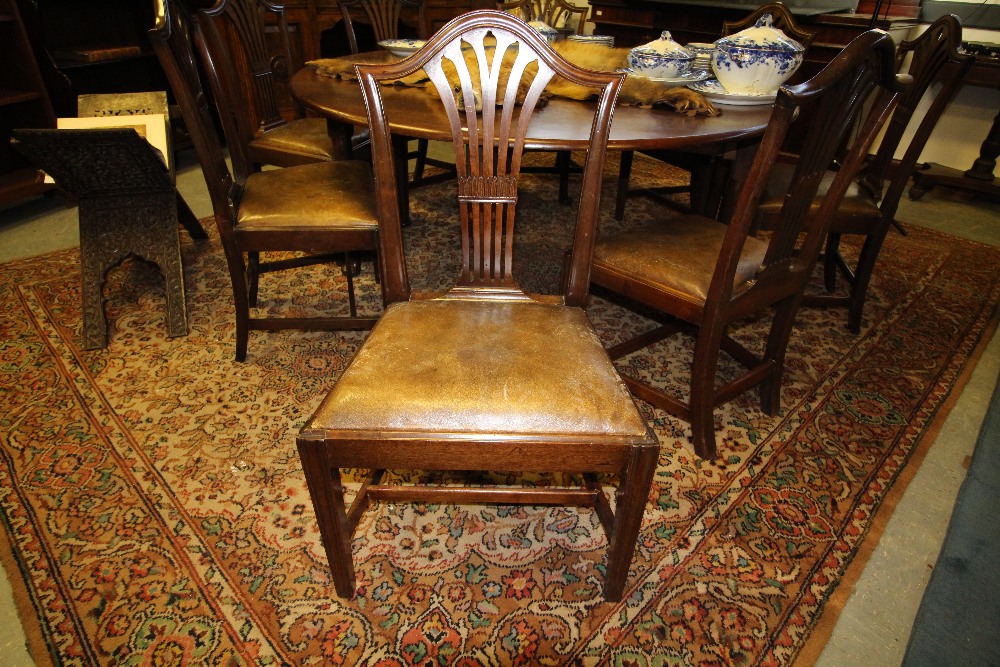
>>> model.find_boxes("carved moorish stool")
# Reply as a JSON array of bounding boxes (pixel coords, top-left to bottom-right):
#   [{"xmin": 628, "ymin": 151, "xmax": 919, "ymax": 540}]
[{"xmin": 12, "ymin": 128, "xmax": 192, "ymax": 349}]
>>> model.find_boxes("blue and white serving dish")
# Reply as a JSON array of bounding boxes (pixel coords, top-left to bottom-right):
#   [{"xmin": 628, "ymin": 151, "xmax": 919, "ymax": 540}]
[
  {"xmin": 378, "ymin": 39, "xmax": 427, "ymax": 58},
  {"xmin": 688, "ymin": 79, "xmax": 776, "ymax": 106},
  {"xmin": 711, "ymin": 14, "xmax": 804, "ymax": 96},
  {"xmin": 619, "ymin": 67, "xmax": 710, "ymax": 85},
  {"xmin": 627, "ymin": 31, "xmax": 694, "ymax": 80},
  {"xmin": 529, "ymin": 20, "xmax": 560, "ymax": 44}
]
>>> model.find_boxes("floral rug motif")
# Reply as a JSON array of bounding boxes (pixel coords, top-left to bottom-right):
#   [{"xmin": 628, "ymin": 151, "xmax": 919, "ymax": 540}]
[{"xmin": 1, "ymin": 155, "xmax": 998, "ymax": 666}]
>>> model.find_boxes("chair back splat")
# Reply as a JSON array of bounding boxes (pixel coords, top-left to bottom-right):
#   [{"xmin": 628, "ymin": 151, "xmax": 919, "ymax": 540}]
[
  {"xmin": 151, "ymin": 0, "xmax": 379, "ymax": 361},
  {"xmin": 298, "ymin": 11, "xmax": 660, "ymax": 602},
  {"xmin": 498, "ymin": 0, "xmax": 589, "ymax": 34},
  {"xmin": 339, "ymin": 0, "xmax": 451, "ymax": 187},
  {"xmin": 194, "ymin": 0, "xmax": 340, "ymax": 168},
  {"xmin": 590, "ymin": 29, "xmax": 908, "ymax": 460},
  {"xmin": 338, "ymin": 0, "xmax": 428, "ymax": 49}
]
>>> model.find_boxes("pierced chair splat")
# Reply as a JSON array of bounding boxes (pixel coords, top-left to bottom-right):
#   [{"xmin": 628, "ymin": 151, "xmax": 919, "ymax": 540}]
[
  {"xmin": 199, "ymin": 0, "xmax": 356, "ymax": 168},
  {"xmin": 297, "ymin": 10, "xmax": 658, "ymax": 602},
  {"xmin": 338, "ymin": 0, "xmax": 451, "ymax": 184},
  {"xmin": 590, "ymin": 29, "xmax": 909, "ymax": 460}
]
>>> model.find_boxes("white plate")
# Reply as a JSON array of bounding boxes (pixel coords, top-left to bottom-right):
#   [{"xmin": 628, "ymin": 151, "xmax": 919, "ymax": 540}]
[
  {"xmin": 618, "ymin": 68, "xmax": 711, "ymax": 85},
  {"xmin": 687, "ymin": 79, "xmax": 776, "ymax": 106},
  {"xmin": 378, "ymin": 39, "xmax": 426, "ymax": 58}
]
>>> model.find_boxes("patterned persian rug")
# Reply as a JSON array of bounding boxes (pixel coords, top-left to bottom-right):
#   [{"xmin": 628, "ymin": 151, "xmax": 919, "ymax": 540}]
[{"xmin": 1, "ymin": 155, "xmax": 998, "ymax": 666}]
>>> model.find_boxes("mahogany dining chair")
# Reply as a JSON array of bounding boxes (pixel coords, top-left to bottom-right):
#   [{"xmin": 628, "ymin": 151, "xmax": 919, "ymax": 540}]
[
  {"xmin": 297, "ymin": 10, "xmax": 658, "ymax": 601},
  {"xmin": 151, "ymin": 0, "xmax": 379, "ymax": 361},
  {"xmin": 589, "ymin": 28, "xmax": 908, "ymax": 460},
  {"xmin": 754, "ymin": 14, "xmax": 974, "ymax": 333},
  {"xmin": 198, "ymin": 0, "xmax": 363, "ymax": 168}
]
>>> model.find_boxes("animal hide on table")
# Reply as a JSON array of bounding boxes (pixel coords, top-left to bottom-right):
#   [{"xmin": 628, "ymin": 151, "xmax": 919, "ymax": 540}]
[{"xmin": 308, "ymin": 41, "xmax": 719, "ymax": 117}]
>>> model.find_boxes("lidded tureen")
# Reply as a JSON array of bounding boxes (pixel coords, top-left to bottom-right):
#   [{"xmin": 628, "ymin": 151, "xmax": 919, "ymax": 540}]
[
  {"xmin": 528, "ymin": 20, "xmax": 559, "ymax": 44},
  {"xmin": 627, "ymin": 31, "xmax": 693, "ymax": 79},
  {"xmin": 711, "ymin": 14, "xmax": 804, "ymax": 96}
]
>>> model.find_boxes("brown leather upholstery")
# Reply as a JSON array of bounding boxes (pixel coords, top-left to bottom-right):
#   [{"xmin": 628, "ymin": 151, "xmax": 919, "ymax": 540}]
[
  {"xmin": 297, "ymin": 11, "xmax": 657, "ymax": 603},
  {"xmin": 313, "ymin": 299, "xmax": 649, "ymax": 435},
  {"xmin": 151, "ymin": 0, "xmax": 379, "ymax": 362},
  {"xmin": 757, "ymin": 164, "xmax": 880, "ymax": 234},
  {"xmin": 591, "ymin": 29, "xmax": 907, "ymax": 460},
  {"xmin": 237, "ymin": 161, "xmax": 376, "ymax": 232},
  {"xmin": 248, "ymin": 118, "xmax": 338, "ymax": 166},
  {"xmin": 754, "ymin": 15, "xmax": 974, "ymax": 334},
  {"xmin": 594, "ymin": 218, "xmax": 768, "ymax": 304}
]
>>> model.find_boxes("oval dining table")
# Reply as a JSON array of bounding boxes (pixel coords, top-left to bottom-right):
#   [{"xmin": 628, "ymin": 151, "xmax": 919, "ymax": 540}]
[{"xmin": 291, "ymin": 53, "xmax": 775, "ymax": 223}]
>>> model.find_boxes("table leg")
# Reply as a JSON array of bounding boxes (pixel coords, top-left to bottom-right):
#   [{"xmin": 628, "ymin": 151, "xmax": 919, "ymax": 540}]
[
  {"xmin": 717, "ymin": 140, "xmax": 760, "ymax": 223},
  {"xmin": 326, "ymin": 117, "xmax": 356, "ymax": 161}
]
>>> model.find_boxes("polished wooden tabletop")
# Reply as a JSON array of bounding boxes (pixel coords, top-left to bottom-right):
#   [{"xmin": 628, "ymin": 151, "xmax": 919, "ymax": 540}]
[{"xmin": 290, "ymin": 53, "xmax": 774, "ymax": 153}]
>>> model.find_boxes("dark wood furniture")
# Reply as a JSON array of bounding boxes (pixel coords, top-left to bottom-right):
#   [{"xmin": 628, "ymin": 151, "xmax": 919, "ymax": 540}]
[
  {"xmin": 909, "ymin": 54, "xmax": 1000, "ymax": 202},
  {"xmin": 292, "ymin": 56, "xmax": 773, "ymax": 224},
  {"xmin": 498, "ymin": 0, "xmax": 589, "ymax": 32},
  {"xmin": 757, "ymin": 14, "xmax": 974, "ymax": 334},
  {"xmin": 588, "ymin": 29, "xmax": 906, "ymax": 459},
  {"xmin": 297, "ymin": 10, "xmax": 658, "ymax": 602},
  {"xmin": 281, "ymin": 0, "xmax": 493, "ymax": 62},
  {"xmin": 0, "ymin": 0, "xmax": 57, "ymax": 207},
  {"xmin": 152, "ymin": 0, "xmax": 379, "ymax": 362},
  {"xmin": 12, "ymin": 128, "xmax": 189, "ymax": 349},
  {"xmin": 198, "ymin": 0, "xmax": 343, "ymax": 168},
  {"xmin": 33, "ymin": 0, "xmax": 167, "ymax": 98},
  {"xmin": 338, "ymin": 0, "xmax": 450, "ymax": 182}
]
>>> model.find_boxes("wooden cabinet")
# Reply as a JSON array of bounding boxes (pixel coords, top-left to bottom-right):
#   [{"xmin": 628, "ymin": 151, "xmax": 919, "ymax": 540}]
[{"xmin": 0, "ymin": 0, "xmax": 57, "ymax": 207}]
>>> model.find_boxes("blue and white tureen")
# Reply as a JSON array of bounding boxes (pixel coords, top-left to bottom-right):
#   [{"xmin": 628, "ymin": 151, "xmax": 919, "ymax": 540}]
[
  {"xmin": 627, "ymin": 31, "xmax": 693, "ymax": 79},
  {"xmin": 528, "ymin": 20, "xmax": 560, "ymax": 44},
  {"xmin": 711, "ymin": 14, "xmax": 804, "ymax": 96}
]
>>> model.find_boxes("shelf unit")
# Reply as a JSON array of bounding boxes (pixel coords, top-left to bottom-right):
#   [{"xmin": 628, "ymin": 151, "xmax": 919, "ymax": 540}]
[{"xmin": 0, "ymin": 0, "xmax": 57, "ymax": 207}]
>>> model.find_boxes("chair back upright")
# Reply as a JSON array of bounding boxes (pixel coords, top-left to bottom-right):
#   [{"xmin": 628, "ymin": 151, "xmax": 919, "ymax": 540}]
[
  {"xmin": 189, "ymin": 0, "xmax": 289, "ymax": 181},
  {"xmin": 742, "ymin": 30, "xmax": 905, "ymax": 292},
  {"xmin": 150, "ymin": 0, "xmax": 237, "ymax": 236},
  {"xmin": 859, "ymin": 14, "xmax": 973, "ymax": 223},
  {"xmin": 355, "ymin": 10, "xmax": 623, "ymax": 306}
]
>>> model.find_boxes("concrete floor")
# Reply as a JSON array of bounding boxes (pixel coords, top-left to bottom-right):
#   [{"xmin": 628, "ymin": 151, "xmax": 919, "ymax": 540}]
[{"xmin": 0, "ymin": 154, "xmax": 997, "ymax": 666}]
